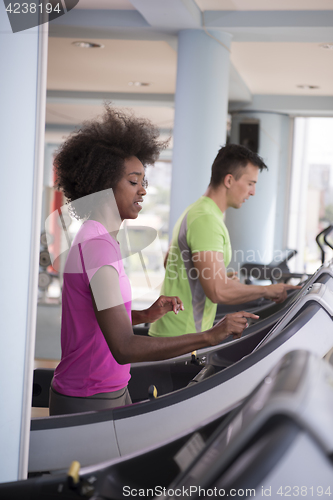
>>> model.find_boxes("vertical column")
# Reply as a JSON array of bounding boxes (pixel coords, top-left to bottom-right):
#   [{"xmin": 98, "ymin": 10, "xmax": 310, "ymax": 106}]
[
  {"xmin": 226, "ymin": 111, "xmax": 292, "ymax": 268},
  {"xmin": 169, "ymin": 29, "xmax": 232, "ymax": 236},
  {"xmin": 0, "ymin": 6, "xmax": 48, "ymax": 483}
]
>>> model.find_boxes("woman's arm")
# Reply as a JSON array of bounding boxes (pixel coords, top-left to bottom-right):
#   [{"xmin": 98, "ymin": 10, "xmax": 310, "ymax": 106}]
[
  {"xmin": 89, "ymin": 265, "xmax": 258, "ymax": 364},
  {"xmin": 131, "ymin": 309, "xmax": 149, "ymax": 326}
]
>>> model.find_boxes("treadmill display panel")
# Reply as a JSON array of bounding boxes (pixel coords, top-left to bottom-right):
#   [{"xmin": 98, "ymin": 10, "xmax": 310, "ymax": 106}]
[
  {"xmin": 166, "ymin": 353, "xmax": 305, "ymax": 499},
  {"xmin": 253, "ymin": 278, "xmax": 333, "ymax": 351}
]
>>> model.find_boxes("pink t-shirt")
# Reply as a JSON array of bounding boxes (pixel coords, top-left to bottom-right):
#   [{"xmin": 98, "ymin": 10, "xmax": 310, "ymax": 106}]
[{"xmin": 52, "ymin": 220, "xmax": 131, "ymax": 397}]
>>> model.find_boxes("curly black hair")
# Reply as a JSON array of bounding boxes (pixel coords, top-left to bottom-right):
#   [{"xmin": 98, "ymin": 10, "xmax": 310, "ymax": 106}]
[{"xmin": 54, "ymin": 105, "xmax": 168, "ymax": 219}]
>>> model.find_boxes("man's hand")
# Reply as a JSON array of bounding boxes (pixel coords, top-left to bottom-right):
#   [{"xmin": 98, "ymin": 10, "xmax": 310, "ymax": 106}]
[
  {"xmin": 226, "ymin": 270, "xmax": 240, "ymax": 281},
  {"xmin": 146, "ymin": 295, "xmax": 184, "ymax": 323},
  {"xmin": 264, "ymin": 284, "xmax": 302, "ymax": 303},
  {"xmin": 207, "ymin": 311, "xmax": 259, "ymax": 346}
]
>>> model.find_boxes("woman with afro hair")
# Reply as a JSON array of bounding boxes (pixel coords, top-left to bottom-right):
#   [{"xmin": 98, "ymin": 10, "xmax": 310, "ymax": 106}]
[{"xmin": 49, "ymin": 105, "xmax": 257, "ymax": 415}]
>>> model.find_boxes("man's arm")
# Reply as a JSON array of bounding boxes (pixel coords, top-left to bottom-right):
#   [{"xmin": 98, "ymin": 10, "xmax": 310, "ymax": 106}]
[
  {"xmin": 192, "ymin": 251, "xmax": 301, "ymax": 304},
  {"xmin": 163, "ymin": 242, "xmax": 171, "ymax": 269}
]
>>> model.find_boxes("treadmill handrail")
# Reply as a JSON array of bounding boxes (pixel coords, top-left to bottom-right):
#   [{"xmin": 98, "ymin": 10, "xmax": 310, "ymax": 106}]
[
  {"xmin": 316, "ymin": 225, "xmax": 333, "ymax": 264},
  {"xmin": 323, "ymin": 224, "xmax": 333, "ymax": 251}
]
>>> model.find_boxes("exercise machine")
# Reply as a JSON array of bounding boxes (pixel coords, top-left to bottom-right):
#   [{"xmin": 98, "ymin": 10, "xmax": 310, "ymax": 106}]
[
  {"xmin": 28, "ymin": 281, "xmax": 333, "ymax": 473},
  {"xmin": 4, "ymin": 350, "xmax": 333, "ymax": 498}
]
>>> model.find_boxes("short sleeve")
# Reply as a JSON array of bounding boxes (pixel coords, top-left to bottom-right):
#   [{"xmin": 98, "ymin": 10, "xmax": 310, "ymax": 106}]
[
  {"xmin": 187, "ymin": 214, "xmax": 226, "ymax": 254},
  {"xmin": 80, "ymin": 236, "xmax": 121, "ymax": 283}
]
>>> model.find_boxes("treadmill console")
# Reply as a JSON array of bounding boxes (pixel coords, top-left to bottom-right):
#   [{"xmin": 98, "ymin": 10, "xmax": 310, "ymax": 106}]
[
  {"xmin": 161, "ymin": 351, "xmax": 333, "ymax": 499},
  {"xmin": 253, "ymin": 282, "xmax": 333, "ymax": 350}
]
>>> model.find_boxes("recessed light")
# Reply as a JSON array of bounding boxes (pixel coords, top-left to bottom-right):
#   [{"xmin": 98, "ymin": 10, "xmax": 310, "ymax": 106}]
[
  {"xmin": 297, "ymin": 85, "xmax": 320, "ymax": 90},
  {"xmin": 72, "ymin": 41, "xmax": 104, "ymax": 49},
  {"xmin": 320, "ymin": 43, "xmax": 333, "ymax": 50},
  {"xmin": 128, "ymin": 81, "xmax": 151, "ymax": 87}
]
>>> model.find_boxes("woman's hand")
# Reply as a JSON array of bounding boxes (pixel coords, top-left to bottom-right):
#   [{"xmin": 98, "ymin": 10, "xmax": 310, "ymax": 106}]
[
  {"xmin": 207, "ymin": 311, "xmax": 259, "ymax": 346},
  {"xmin": 146, "ymin": 295, "xmax": 184, "ymax": 323}
]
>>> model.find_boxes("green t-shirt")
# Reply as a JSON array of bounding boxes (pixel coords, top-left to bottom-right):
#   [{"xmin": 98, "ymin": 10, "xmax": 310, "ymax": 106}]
[{"xmin": 149, "ymin": 196, "xmax": 231, "ymax": 337}]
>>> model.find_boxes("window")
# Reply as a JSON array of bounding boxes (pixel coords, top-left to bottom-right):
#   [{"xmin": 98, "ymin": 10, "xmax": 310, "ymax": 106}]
[{"xmin": 288, "ymin": 118, "xmax": 333, "ymax": 273}]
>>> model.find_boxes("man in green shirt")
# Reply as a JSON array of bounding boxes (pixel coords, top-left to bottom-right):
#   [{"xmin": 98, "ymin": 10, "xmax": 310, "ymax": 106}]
[{"xmin": 149, "ymin": 144, "xmax": 299, "ymax": 337}]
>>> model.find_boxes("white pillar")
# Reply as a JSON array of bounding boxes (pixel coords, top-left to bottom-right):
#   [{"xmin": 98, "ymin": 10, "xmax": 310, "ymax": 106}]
[
  {"xmin": 169, "ymin": 29, "xmax": 232, "ymax": 236},
  {"xmin": 0, "ymin": 7, "xmax": 48, "ymax": 482},
  {"xmin": 226, "ymin": 111, "xmax": 292, "ymax": 268}
]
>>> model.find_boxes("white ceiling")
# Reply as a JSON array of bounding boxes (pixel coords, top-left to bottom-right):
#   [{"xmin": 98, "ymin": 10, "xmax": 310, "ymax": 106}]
[
  {"xmin": 46, "ymin": 0, "xmax": 333, "ymax": 131},
  {"xmin": 231, "ymin": 42, "xmax": 333, "ymax": 95},
  {"xmin": 48, "ymin": 38, "xmax": 177, "ymax": 93},
  {"xmin": 46, "ymin": 102, "xmax": 175, "ymax": 128}
]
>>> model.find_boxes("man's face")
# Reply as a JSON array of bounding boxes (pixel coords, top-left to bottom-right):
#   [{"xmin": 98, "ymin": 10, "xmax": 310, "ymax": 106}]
[{"xmin": 225, "ymin": 162, "xmax": 260, "ymax": 209}]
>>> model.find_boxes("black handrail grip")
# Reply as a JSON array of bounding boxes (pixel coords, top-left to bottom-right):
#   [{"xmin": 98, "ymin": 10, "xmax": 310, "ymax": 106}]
[
  {"xmin": 323, "ymin": 224, "xmax": 333, "ymax": 251},
  {"xmin": 315, "ymin": 226, "xmax": 331, "ymax": 264}
]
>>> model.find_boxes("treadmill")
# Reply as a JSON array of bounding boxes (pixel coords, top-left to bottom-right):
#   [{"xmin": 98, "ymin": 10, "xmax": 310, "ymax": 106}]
[
  {"xmin": 215, "ymin": 225, "xmax": 333, "ymax": 320},
  {"xmin": 162, "ymin": 349, "xmax": 333, "ymax": 498},
  {"xmin": 28, "ymin": 280, "xmax": 333, "ymax": 474},
  {"xmin": 33, "ymin": 260, "xmax": 333, "ymax": 406},
  {"xmin": 33, "ymin": 260, "xmax": 333, "ymax": 402},
  {"xmin": 4, "ymin": 350, "xmax": 333, "ymax": 498},
  {"xmin": 215, "ymin": 258, "xmax": 333, "ymax": 324}
]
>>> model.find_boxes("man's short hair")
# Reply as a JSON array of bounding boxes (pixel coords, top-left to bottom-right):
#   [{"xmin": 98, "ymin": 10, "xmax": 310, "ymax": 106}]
[{"xmin": 209, "ymin": 144, "xmax": 268, "ymax": 188}]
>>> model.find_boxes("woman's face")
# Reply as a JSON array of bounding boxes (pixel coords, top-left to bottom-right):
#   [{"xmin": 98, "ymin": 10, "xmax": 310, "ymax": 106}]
[{"xmin": 114, "ymin": 156, "xmax": 147, "ymax": 220}]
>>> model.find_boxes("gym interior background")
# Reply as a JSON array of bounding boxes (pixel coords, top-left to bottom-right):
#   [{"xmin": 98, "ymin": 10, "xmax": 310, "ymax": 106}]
[{"xmin": 1, "ymin": 0, "xmax": 333, "ymax": 483}]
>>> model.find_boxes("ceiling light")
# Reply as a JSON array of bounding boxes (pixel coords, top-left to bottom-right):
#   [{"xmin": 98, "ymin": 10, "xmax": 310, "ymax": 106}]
[
  {"xmin": 72, "ymin": 41, "xmax": 104, "ymax": 49},
  {"xmin": 320, "ymin": 43, "xmax": 333, "ymax": 50},
  {"xmin": 297, "ymin": 85, "xmax": 320, "ymax": 90},
  {"xmin": 128, "ymin": 81, "xmax": 151, "ymax": 87}
]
